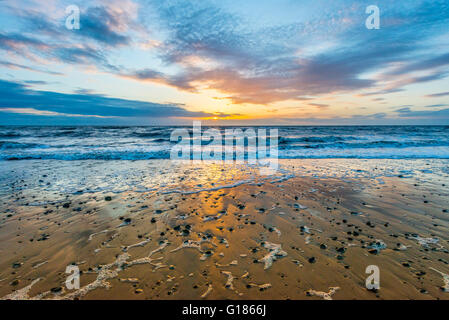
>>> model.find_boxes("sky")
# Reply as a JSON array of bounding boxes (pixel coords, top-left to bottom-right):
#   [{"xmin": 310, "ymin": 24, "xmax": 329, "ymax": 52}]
[{"xmin": 0, "ymin": 0, "xmax": 449, "ymax": 125}]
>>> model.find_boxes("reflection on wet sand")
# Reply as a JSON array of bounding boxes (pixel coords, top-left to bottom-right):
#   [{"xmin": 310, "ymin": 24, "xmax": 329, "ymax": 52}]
[{"xmin": 0, "ymin": 159, "xmax": 448, "ymax": 300}]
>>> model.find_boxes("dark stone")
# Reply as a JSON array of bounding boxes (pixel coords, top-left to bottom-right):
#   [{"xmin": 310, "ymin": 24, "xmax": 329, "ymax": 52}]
[
  {"xmin": 37, "ymin": 233, "xmax": 49, "ymax": 241},
  {"xmin": 10, "ymin": 279, "xmax": 19, "ymax": 286},
  {"xmin": 50, "ymin": 286, "xmax": 62, "ymax": 293},
  {"xmin": 336, "ymin": 247, "xmax": 346, "ymax": 253}
]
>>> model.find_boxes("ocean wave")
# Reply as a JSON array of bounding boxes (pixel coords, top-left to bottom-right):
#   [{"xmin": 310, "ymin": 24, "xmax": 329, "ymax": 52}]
[
  {"xmin": 152, "ymin": 138, "xmax": 171, "ymax": 143},
  {"xmin": 280, "ymin": 139, "xmax": 449, "ymax": 149},
  {"xmin": 0, "ymin": 141, "xmax": 49, "ymax": 150},
  {"xmin": 0, "ymin": 132, "xmax": 22, "ymax": 138},
  {"xmin": 1, "ymin": 126, "xmax": 449, "ymax": 160},
  {"xmin": 279, "ymin": 136, "xmax": 350, "ymax": 144},
  {"xmin": 133, "ymin": 131, "xmax": 165, "ymax": 138},
  {"xmin": 2, "ymin": 148, "xmax": 449, "ymax": 160},
  {"xmin": 1, "ymin": 151, "xmax": 171, "ymax": 161}
]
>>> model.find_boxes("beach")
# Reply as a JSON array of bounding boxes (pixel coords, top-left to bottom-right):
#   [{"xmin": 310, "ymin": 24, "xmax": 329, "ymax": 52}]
[
  {"xmin": 1, "ymin": 0, "xmax": 449, "ymax": 308},
  {"xmin": 1, "ymin": 158, "xmax": 448, "ymax": 300}
]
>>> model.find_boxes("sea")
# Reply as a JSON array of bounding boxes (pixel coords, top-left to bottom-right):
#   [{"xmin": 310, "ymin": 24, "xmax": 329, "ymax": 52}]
[{"xmin": 1, "ymin": 125, "xmax": 449, "ymax": 160}]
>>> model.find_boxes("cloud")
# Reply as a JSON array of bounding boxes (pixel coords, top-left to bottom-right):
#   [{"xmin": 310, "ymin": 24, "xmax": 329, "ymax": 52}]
[
  {"xmin": 395, "ymin": 107, "xmax": 449, "ymax": 118},
  {"xmin": 0, "ymin": 4, "xmax": 139, "ymax": 71},
  {"xmin": 0, "ymin": 79, "xmax": 224, "ymax": 119},
  {"xmin": 309, "ymin": 103, "xmax": 329, "ymax": 108},
  {"xmin": 22, "ymin": 80, "xmax": 50, "ymax": 85},
  {"xmin": 121, "ymin": 0, "xmax": 449, "ymax": 104},
  {"xmin": 76, "ymin": 6, "xmax": 131, "ymax": 46},
  {"xmin": 388, "ymin": 52, "xmax": 449, "ymax": 76},
  {"xmin": 0, "ymin": 31, "xmax": 116, "ymax": 70},
  {"xmin": 360, "ymin": 88, "xmax": 405, "ymax": 96},
  {"xmin": 368, "ymin": 71, "xmax": 449, "ymax": 96},
  {"xmin": 1, "ymin": 0, "xmax": 449, "ymax": 123},
  {"xmin": 423, "ymin": 104, "xmax": 449, "ymax": 108},
  {"xmin": 16, "ymin": 5, "xmax": 133, "ymax": 47},
  {"xmin": 0, "ymin": 60, "xmax": 64, "ymax": 75},
  {"xmin": 52, "ymin": 45, "xmax": 114, "ymax": 69},
  {"xmin": 426, "ymin": 91, "xmax": 449, "ymax": 98},
  {"xmin": 0, "ymin": 32, "xmax": 49, "ymax": 53},
  {"xmin": 396, "ymin": 107, "xmax": 412, "ymax": 113}
]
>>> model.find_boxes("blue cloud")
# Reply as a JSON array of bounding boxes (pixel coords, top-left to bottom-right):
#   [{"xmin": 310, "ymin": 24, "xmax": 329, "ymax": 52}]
[
  {"xmin": 0, "ymin": 0, "xmax": 448, "ymax": 124},
  {"xmin": 0, "ymin": 79, "xmax": 221, "ymax": 118},
  {"xmin": 426, "ymin": 92, "xmax": 449, "ymax": 98},
  {"xmin": 0, "ymin": 60, "xmax": 64, "ymax": 75},
  {"xmin": 125, "ymin": 0, "xmax": 449, "ymax": 103},
  {"xmin": 77, "ymin": 6, "xmax": 131, "ymax": 46},
  {"xmin": 396, "ymin": 107, "xmax": 449, "ymax": 118}
]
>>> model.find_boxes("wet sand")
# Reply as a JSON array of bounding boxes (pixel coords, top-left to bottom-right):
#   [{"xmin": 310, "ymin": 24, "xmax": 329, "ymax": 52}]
[{"xmin": 0, "ymin": 159, "xmax": 448, "ymax": 300}]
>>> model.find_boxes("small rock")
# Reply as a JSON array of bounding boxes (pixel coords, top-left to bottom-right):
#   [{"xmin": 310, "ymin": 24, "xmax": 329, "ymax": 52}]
[
  {"xmin": 51, "ymin": 286, "xmax": 62, "ymax": 293},
  {"xmin": 10, "ymin": 279, "xmax": 19, "ymax": 286}
]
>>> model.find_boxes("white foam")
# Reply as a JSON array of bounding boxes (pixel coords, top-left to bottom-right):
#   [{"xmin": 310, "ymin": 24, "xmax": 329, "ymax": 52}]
[
  {"xmin": 429, "ymin": 267, "xmax": 449, "ymax": 292},
  {"xmin": 306, "ymin": 287, "xmax": 340, "ymax": 300},
  {"xmin": 123, "ymin": 238, "xmax": 151, "ymax": 252},
  {"xmin": 1, "ymin": 278, "xmax": 41, "ymax": 300},
  {"xmin": 410, "ymin": 235, "xmax": 439, "ymax": 248},
  {"xmin": 200, "ymin": 284, "xmax": 213, "ymax": 298},
  {"xmin": 259, "ymin": 241, "xmax": 287, "ymax": 270},
  {"xmin": 221, "ymin": 271, "xmax": 235, "ymax": 290},
  {"xmin": 88, "ymin": 229, "xmax": 108, "ymax": 241}
]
